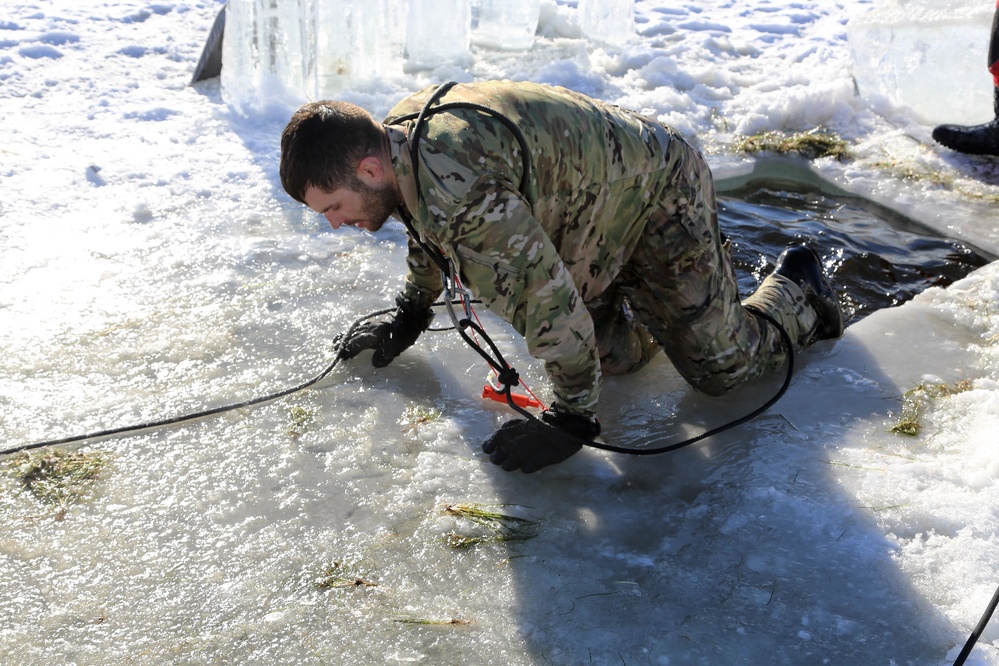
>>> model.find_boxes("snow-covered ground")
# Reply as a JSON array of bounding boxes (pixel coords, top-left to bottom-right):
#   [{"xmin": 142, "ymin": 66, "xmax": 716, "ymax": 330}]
[{"xmin": 2, "ymin": 1, "xmax": 999, "ymax": 664}]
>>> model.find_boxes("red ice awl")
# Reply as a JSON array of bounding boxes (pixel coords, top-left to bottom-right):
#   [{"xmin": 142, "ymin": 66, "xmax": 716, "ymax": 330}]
[{"xmin": 481, "ymin": 384, "xmax": 543, "ymax": 410}]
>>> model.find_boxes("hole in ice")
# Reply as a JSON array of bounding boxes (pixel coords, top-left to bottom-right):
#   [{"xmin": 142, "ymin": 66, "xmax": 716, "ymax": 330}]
[{"xmin": 719, "ymin": 179, "xmax": 991, "ymax": 326}]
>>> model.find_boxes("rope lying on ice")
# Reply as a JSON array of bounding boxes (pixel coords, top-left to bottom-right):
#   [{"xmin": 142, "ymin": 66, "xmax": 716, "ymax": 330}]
[
  {"xmin": 1, "ymin": 305, "xmax": 393, "ymax": 456},
  {"xmin": 3, "ymin": 305, "xmax": 792, "ymax": 458}
]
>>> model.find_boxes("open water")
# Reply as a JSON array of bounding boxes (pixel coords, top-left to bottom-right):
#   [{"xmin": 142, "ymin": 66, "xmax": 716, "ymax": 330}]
[{"xmin": 720, "ymin": 181, "xmax": 992, "ymax": 325}]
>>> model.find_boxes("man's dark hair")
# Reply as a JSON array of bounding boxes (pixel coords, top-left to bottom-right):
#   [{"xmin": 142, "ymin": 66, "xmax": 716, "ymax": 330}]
[{"xmin": 280, "ymin": 101, "xmax": 383, "ymax": 204}]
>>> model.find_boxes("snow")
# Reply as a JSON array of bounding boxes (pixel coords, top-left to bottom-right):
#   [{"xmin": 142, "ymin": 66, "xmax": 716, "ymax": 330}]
[{"xmin": 2, "ymin": 0, "xmax": 999, "ymax": 664}]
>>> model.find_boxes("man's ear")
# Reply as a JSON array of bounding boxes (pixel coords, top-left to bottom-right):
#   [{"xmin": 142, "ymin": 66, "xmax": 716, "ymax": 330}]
[{"xmin": 356, "ymin": 156, "xmax": 384, "ymax": 184}]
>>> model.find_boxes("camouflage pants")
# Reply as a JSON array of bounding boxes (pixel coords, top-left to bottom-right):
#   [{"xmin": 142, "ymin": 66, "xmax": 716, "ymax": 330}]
[{"xmin": 591, "ymin": 132, "xmax": 816, "ymax": 396}]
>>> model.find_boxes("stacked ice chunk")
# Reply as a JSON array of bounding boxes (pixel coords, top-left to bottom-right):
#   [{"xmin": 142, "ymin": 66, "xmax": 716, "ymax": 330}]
[
  {"xmin": 220, "ymin": 0, "xmax": 635, "ymax": 115},
  {"xmin": 848, "ymin": 0, "xmax": 995, "ymax": 125},
  {"xmin": 221, "ymin": 0, "xmax": 414, "ymax": 116}
]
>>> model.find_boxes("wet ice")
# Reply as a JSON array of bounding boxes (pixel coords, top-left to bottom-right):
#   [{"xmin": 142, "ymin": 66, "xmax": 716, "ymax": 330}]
[{"xmin": 2, "ymin": 1, "xmax": 999, "ymax": 665}]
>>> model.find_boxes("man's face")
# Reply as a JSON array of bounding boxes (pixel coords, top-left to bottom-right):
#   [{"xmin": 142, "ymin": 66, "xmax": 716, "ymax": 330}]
[{"xmin": 304, "ymin": 178, "xmax": 397, "ymax": 233}]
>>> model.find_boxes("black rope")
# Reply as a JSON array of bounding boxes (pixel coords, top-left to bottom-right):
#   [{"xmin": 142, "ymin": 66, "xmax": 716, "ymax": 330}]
[
  {"xmin": 953, "ymin": 582, "xmax": 999, "ymax": 666},
  {"xmin": 0, "ymin": 306, "xmax": 394, "ymax": 457},
  {"xmin": 3, "ymin": 304, "xmax": 794, "ymax": 459},
  {"xmin": 456, "ymin": 317, "xmax": 513, "ymax": 376},
  {"xmin": 395, "ymin": 99, "xmax": 531, "ymax": 196},
  {"xmin": 393, "ymin": 81, "xmax": 533, "ymax": 279},
  {"xmin": 396, "ymin": 81, "xmax": 460, "ymax": 275},
  {"xmin": 392, "ymin": 80, "xmax": 537, "ymax": 421},
  {"xmin": 504, "ymin": 307, "xmax": 796, "ymax": 456}
]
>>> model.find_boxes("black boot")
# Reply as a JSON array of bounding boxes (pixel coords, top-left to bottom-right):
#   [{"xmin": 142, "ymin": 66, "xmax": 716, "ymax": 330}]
[
  {"xmin": 774, "ymin": 245, "xmax": 844, "ymax": 341},
  {"xmin": 932, "ymin": 88, "xmax": 999, "ymax": 156}
]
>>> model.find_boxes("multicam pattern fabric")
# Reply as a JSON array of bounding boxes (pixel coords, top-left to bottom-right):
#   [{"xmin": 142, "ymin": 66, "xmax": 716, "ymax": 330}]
[{"xmin": 382, "ymin": 81, "xmax": 815, "ymax": 417}]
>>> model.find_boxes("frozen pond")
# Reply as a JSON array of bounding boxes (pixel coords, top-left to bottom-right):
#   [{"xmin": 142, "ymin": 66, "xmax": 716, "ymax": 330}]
[
  {"xmin": 3, "ymin": 1, "xmax": 999, "ymax": 665},
  {"xmin": 1, "ymin": 172, "xmax": 991, "ymax": 665}
]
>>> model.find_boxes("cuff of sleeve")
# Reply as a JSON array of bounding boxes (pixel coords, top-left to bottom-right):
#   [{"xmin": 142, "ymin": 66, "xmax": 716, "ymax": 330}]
[
  {"xmin": 401, "ymin": 283, "xmax": 441, "ymax": 311},
  {"xmin": 551, "ymin": 398, "xmax": 597, "ymax": 423}
]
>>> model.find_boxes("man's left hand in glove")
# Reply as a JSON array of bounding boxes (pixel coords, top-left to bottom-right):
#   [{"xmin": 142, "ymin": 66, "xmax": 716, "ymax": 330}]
[
  {"xmin": 481, "ymin": 406, "xmax": 600, "ymax": 473},
  {"xmin": 338, "ymin": 295, "xmax": 434, "ymax": 367}
]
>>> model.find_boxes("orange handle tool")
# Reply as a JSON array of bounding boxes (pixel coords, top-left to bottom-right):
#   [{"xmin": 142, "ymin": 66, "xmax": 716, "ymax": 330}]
[{"xmin": 481, "ymin": 384, "xmax": 543, "ymax": 410}]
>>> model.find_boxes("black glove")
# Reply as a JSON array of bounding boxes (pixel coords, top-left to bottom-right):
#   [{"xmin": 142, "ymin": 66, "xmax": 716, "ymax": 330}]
[
  {"xmin": 481, "ymin": 406, "xmax": 600, "ymax": 474},
  {"xmin": 338, "ymin": 296, "xmax": 434, "ymax": 368}
]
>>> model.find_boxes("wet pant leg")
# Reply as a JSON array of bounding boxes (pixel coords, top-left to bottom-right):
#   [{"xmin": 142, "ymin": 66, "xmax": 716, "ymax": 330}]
[
  {"xmin": 615, "ymin": 133, "xmax": 814, "ymax": 396},
  {"xmin": 588, "ymin": 286, "xmax": 660, "ymax": 376}
]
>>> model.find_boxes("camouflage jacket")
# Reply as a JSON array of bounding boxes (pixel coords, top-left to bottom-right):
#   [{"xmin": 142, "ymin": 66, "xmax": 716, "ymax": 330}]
[{"xmin": 383, "ymin": 81, "xmax": 677, "ymax": 417}]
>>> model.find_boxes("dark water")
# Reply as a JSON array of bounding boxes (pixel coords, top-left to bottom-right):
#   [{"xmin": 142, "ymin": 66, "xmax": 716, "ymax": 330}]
[{"xmin": 718, "ymin": 180, "xmax": 992, "ymax": 326}]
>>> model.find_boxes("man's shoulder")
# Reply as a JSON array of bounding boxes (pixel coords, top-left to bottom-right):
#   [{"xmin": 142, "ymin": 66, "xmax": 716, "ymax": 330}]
[
  {"xmin": 382, "ymin": 80, "xmax": 593, "ymax": 123},
  {"xmin": 383, "ymin": 84, "xmax": 439, "ymax": 123}
]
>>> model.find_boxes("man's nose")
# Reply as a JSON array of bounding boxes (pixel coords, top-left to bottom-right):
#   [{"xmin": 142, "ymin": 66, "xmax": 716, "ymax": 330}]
[{"xmin": 324, "ymin": 211, "xmax": 343, "ymax": 229}]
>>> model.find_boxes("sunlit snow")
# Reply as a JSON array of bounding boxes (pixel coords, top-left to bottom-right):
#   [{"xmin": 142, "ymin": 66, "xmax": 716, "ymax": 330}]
[{"xmin": 2, "ymin": 1, "xmax": 999, "ymax": 664}]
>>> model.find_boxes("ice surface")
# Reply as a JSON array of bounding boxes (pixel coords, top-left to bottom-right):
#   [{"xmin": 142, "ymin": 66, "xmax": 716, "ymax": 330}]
[
  {"xmin": 221, "ymin": 0, "xmax": 630, "ymax": 112},
  {"xmin": 471, "ymin": 0, "xmax": 541, "ymax": 51},
  {"xmin": 222, "ymin": 0, "xmax": 410, "ymax": 114},
  {"xmin": 221, "ymin": 0, "xmax": 310, "ymax": 117},
  {"xmin": 578, "ymin": 0, "xmax": 635, "ymax": 46},
  {"xmin": 848, "ymin": 0, "xmax": 996, "ymax": 125},
  {"xmin": 405, "ymin": 0, "xmax": 471, "ymax": 70},
  {"xmin": 311, "ymin": 0, "xmax": 408, "ymax": 95},
  {"xmin": 4, "ymin": 1, "xmax": 999, "ymax": 665}
]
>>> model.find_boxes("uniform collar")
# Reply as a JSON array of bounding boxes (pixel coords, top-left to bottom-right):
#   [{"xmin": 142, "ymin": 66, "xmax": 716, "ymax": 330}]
[{"xmin": 385, "ymin": 124, "xmax": 419, "ymax": 221}]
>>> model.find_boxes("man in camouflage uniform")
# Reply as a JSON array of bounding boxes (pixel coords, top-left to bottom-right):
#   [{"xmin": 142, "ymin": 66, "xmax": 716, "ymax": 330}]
[{"xmin": 280, "ymin": 80, "xmax": 843, "ymax": 473}]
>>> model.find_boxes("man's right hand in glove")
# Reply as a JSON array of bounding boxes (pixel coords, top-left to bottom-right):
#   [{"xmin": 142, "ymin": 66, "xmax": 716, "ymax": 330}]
[
  {"xmin": 338, "ymin": 295, "xmax": 434, "ymax": 367},
  {"xmin": 481, "ymin": 406, "xmax": 600, "ymax": 473}
]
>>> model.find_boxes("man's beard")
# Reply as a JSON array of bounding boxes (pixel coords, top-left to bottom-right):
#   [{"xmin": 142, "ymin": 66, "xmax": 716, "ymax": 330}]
[{"xmin": 352, "ymin": 177, "xmax": 398, "ymax": 232}]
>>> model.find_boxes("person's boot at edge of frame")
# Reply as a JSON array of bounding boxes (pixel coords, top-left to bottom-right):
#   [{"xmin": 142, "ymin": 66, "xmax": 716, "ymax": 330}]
[
  {"xmin": 933, "ymin": 87, "xmax": 999, "ymax": 156},
  {"xmin": 932, "ymin": 1, "xmax": 999, "ymax": 156}
]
